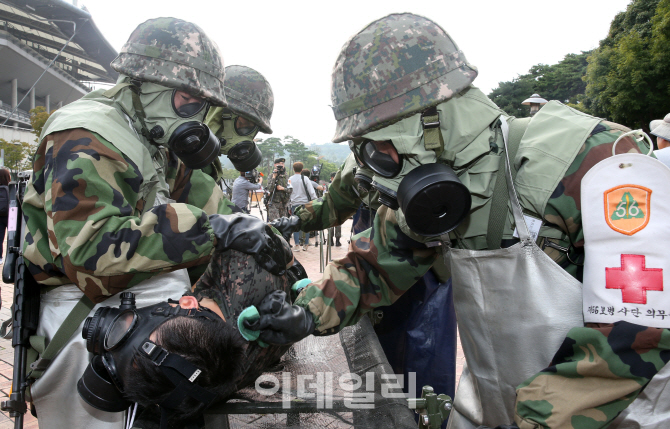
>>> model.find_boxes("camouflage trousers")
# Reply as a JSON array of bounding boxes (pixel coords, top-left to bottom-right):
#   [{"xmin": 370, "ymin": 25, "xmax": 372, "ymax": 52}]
[
  {"xmin": 192, "ymin": 249, "xmax": 292, "ymax": 391},
  {"xmin": 266, "ymin": 203, "xmax": 290, "ymax": 222},
  {"xmin": 515, "ymin": 321, "xmax": 670, "ymax": 429}
]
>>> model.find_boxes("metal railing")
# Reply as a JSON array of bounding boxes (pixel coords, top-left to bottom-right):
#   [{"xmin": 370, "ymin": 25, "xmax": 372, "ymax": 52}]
[{"xmin": 0, "ymin": 102, "xmax": 31, "ymax": 126}]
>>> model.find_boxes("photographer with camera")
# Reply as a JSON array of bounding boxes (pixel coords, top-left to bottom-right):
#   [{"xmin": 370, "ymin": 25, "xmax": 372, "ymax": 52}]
[
  {"xmin": 265, "ymin": 158, "xmax": 290, "ymax": 222},
  {"xmin": 232, "ymin": 169, "xmax": 263, "ymax": 214}
]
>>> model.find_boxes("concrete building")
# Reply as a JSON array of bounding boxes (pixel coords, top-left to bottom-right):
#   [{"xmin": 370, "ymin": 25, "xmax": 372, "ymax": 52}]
[{"xmin": 0, "ymin": 0, "xmax": 117, "ymax": 143}]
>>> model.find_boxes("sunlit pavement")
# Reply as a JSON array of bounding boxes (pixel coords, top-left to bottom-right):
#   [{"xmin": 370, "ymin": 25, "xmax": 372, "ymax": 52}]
[{"xmin": 0, "ymin": 207, "xmax": 465, "ymax": 427}]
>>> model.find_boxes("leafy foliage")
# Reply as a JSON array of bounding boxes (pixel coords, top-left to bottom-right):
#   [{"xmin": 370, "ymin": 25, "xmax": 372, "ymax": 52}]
[
  {"xmin": 488, "ymin": 52, "xmax": 591, "ymax": 117},
  {"xmin": 29, "ymin": 106, "xmax": 54, "ymax": 143},
  {"xmin": 0, "ymin": 139, "xmax": 33, "ymax": 172},
  {"xmin": 488, "ymin": 0, "xmax": 670, "ymax": 132},
  {"xmin": 584, "ymin": 0, "xmax": 668, "ymax": 130}
]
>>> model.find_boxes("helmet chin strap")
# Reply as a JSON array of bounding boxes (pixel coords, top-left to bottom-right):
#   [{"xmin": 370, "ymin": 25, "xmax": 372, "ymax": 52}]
[
  {"xmin": 422, "ymin": 106, "xmax": 444, "ymax": 157},
  {"xmin": 128, "ymin": 81, "xmax": 154, "ymax": 142},
  {"xmin": 102, "ymin": 80, "xmax": 154, "ymax": 143}
]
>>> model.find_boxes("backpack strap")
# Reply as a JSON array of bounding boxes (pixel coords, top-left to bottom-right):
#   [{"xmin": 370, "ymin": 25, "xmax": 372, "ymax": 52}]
[
  {"xmin": 300, "ymin": 176, "xmax": 313, "ymax": 201},
  {"xmin": 27, "ymin": 295, "xmax": 94, "ymax": 380},
  {"xmin": 486, "ymin": 116, "xmax": 531, "ymax": 250}
]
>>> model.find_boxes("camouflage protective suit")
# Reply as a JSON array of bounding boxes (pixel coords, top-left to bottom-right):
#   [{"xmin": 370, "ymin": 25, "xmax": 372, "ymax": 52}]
[
  {"xmin": 23, "ymin": 88, "xmax": 236, "ymax": 302},
  {"xmin": 265, "ymin": 171, "xmax": 290, "ymax": 221},
  {"xmin": 22, "ymin": 17, "xmax": 237, "ymax": 428},
  {"xmin": 294, "ymin": 92, "xmax": 669, "ymax": 428},
  {"xmin": 287, "ymin": 12, "xmax": 670, "ymax": 428}
]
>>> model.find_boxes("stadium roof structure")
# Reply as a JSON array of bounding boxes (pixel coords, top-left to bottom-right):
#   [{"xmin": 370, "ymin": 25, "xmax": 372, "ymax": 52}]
[{"xmin": 0, "ymin": 0, "xmax": 118, "ymax": 127}]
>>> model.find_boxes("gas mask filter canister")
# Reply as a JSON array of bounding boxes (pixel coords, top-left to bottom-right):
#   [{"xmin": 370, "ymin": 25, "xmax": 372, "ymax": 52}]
[
  {"xmin": 134, "ymin": 84, "xmax": 221, "ymax": 170},
  {"xmin": 397, "ymin": 163, "xmax": 471, "ymax": 237},
  {"xmin": 219, "ymin": 110, "xmax": 262, "ymax": 171},
  {"xmin": 350, "ymin": 112, "xmax": 472, "ymax": 237}
]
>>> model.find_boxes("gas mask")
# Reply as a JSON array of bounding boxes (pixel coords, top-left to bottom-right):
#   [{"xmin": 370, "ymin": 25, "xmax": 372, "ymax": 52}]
[
  {"xmin": 349, "ymin": 108, "xmax": 471, "ymax": 238},
  {"xmin": 77, "ymin": 292, "xmax": 219, "ymax": 415},
  {"xmin": 134, "ymin": 82, "xmax": 220, "ymax": 170},
  {"xmin": 216, "ymin": 108, "xmax": 262, "ymax": 171}
]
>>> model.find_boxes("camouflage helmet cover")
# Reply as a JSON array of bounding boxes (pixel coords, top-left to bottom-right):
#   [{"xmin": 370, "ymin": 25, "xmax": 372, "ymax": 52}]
[
  {"xmin": 224, "ymin": 65, "xmax": 274, "ymax": 134},
  {"xmin": 111, "ymin": 17, "xmax": 227, "ymax": 107},
  {"xmin": 330, "ymin": 13, "xmax": 478, "ymax": 142}
]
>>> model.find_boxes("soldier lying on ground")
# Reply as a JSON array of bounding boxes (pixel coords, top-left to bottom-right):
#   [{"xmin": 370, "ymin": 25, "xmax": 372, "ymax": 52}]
[{"xmin": 103, "ymin": 248, "xmax": 308, "ymax": 428}]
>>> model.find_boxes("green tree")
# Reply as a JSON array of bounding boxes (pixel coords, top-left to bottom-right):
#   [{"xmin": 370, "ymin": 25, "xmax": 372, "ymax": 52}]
[
  {"xmin": 29, "ymin": 106, "xmax": 54, "ymax": 143},
  {"xmin": 256, "ymin": 137, "xmax": 284, "ymax": 175},
  {"xmin": 282, "ymin": 136, "xmax": 317, "ymax": 167},
  {"xmin": 0, "ymin": 139, "xmax": 33, "ymax": 173},
  {"xmin": 488, "ymin": 51, "xmax": 591, "ymax": 117},
  {"xmin": 584, "ymin": 0, "xmax": 670, "ymax": 130},
  {"xmin": 488, "ymin": 77, "xmax": 535, "ymax": 117}
]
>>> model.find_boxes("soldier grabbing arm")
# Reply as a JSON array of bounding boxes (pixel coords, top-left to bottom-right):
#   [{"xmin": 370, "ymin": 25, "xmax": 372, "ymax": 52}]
[
  {"xmin": 258, "ymin": 13, "xmax": 669, "ymax": 429},
  {"xmin": 22, "ymin": 18, "xmax": 290, "ymax": 429}
]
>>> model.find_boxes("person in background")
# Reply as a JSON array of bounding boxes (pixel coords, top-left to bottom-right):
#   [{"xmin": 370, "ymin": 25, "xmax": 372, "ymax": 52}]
[
  {"xmin": 0, "ymin": 167, "xmax": 10, "ymax": 264},
  {"xmin": 232, "ymin": 170, "xmax": 263, "ymax": 213},
  {"xmin": 265, "ymin": 158, "xmax": 291, "ymax": 222},
  {"xmin": 650, "ymin": 113, "xmax": 670, "ymax": 167},
  {"xmin": 288, "ymin": 162, "xmax": 316, "ymax": 251},
  {"xmin": 301, "ymin": 168, "xmax": 325, "ymax": 192}
]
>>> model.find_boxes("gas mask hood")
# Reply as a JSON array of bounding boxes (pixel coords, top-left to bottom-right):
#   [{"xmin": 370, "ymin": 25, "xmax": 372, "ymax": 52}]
[
  {"xmin": 126, "ymin": 80, "xmax": 220, "ymax": 170},
  {"xmin": 352, "ymin": 112, "xmax": 471, "ymax": 238}
]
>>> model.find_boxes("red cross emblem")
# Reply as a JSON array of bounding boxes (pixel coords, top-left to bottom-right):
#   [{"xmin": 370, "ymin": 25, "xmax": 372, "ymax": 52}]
[{"xmin": 606, "ymin": 254, "xmax": 663, "ymax": 304}]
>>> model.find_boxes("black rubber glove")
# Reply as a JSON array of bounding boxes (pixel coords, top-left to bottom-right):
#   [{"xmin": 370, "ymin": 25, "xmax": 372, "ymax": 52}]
[
  {"xmin": 209, "ymin": 213, "xmax": 292, "ymax": 276},
  {"xmin": 268, "ymin": 215, "xmax": 301, "ymax": 242},
  {"xmin": 243, "ymin": 290, "xmax": 316, "ymax": 345}
]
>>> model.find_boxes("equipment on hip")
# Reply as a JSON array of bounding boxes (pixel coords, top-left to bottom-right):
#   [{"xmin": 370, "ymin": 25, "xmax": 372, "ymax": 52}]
[{"xmin": 77, "ymin": 292, "xmax": 219, "ymax": 414}]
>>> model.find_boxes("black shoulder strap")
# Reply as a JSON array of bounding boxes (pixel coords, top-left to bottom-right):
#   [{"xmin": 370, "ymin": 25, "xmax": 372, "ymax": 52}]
[{"xmin": 300, "ymin": 176, "xmax": 313, "ymax": 201}]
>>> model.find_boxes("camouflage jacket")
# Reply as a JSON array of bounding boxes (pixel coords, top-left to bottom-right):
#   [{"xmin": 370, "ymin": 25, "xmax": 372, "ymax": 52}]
[
  {"xmin": 23, "ymin": 95, "xmax": 236, "ymax": 303},
  {"xmin": 294, "ymin": 109, "xmax": 660, "ymax": 426},
  {"xmin": 266, "ymin": 172, "xmax": 289, "ymax": 206}
]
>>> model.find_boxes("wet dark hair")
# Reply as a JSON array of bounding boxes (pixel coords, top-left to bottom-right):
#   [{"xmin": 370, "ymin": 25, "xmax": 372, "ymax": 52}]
[{"xmin": 123, "ymin": 316, "xmax": 246, "ymax": 424}]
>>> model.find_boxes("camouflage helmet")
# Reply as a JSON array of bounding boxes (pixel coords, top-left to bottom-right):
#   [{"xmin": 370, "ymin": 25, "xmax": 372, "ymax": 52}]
[
  {"xmin": 330, "ymin": 13, "xmax": 478, "ymax": 142},
  {"xmin": 224, "ymin": 65, "xmax": 274, "ymax": 134},
  {"xmin": 111, "ymin": 17, "xmax": 227, "ymax": 107}
]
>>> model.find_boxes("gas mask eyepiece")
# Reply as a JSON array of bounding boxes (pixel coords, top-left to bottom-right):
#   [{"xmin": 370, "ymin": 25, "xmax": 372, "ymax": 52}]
[
  {"xmin": 172, "ymin": 89, "xmax": 207, "ymax": 118},
  {"xmin": 397, "ymin": 163, "xmax": 471, "ymax": 236},
  {"xmin": 349, "ymin": 139, "xmax": 403, "ymax": 178},
  {"xmin": 168, "ymin": 122, "xmax": 221, "ymax": 170}
]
